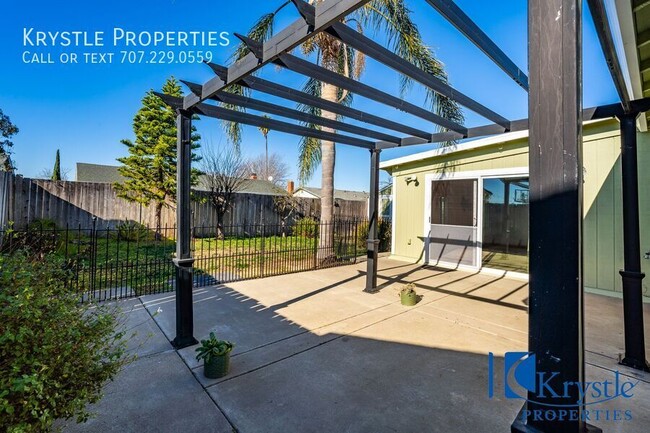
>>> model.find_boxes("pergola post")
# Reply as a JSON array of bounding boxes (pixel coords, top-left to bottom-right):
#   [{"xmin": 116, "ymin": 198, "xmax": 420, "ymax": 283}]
[
  {"xmin": 618, "ymin": 113, "xmax": 649, "ymax": 371},
  {"xmin": 513, "ymin": 0, "xmax": 599, "ymax": 432},
  {"xmin": 172, "ymin": 109, "xmax": 198, "ymax": 349},
  {"xmin": 365, "ymin": 148, "xmax": 380, "ymax": 292}
]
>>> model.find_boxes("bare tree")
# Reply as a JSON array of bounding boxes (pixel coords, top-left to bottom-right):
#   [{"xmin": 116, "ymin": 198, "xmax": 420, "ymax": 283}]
[
  {"xmin": 273, "ymin": 195, "xmax": 299, "ymax": 237},
  {"xmin": 201, "ymin": 146, "xmax": 247, "ymax": 239},
  {"xmin": 38, "ymin": 167, "xmax": 71, "ymax": 181},
  {"xmin": 246, "ymin": 152, "xmax": 290, "ymax": 186}
]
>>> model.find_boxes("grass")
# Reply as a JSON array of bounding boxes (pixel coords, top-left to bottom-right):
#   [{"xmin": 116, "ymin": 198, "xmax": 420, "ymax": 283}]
[
  {"xmin": 16, "ymin": 232, "xmax": 363, "ymax": 298},
  {"xmin": 1, "ymin": 223, "xmax": 372, "ymax": 300}
]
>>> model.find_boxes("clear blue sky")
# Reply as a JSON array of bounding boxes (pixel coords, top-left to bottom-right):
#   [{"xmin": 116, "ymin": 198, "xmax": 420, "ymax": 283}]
[{"xmin": 1, "ymin": 0, "xmax": 618, "ymax": 191}]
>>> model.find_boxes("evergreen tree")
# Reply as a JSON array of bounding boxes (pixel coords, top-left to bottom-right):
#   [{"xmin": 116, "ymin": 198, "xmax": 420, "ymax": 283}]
[
  {"xmin": 51, "ymin": 149, "xmax": 61, "ymax": 181},
  {"xmin": 0, "ymin": 108, "xmax": 19, "ymax": 171},
  {"xmin": 115, "ymin": 77, "xmax": 201, "ymax": 231}
]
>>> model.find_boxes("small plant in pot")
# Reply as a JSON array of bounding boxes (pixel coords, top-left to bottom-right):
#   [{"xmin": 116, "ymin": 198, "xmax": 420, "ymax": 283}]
[
  {"xmin": 196, "ymin": 332, "xmax": 234, "ymax": 379},
  {"xmin": 399, "ymin": 283, "xmax": 418, "ymax": 306}
]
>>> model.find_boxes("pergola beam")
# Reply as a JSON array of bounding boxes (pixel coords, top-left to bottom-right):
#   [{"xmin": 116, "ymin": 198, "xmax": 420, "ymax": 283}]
[
  {"xmin": 275, "ymin": 53, "xmax": 469, "ymax": 135},
  {"xmin": 376, "ymin": 119, "xmax": 528, "ymax": 149},
  {"xmin": 180, "ymin": 79, "xmax": 401, "ymax": 143},
  {"xmin": 375, "ymin": 99, "xmax": 649, "ymax": 150},
  {"xmin": 325, "ymin": 22, "xmax": 511, "ymax": 129},
  {"xmin": 633, "ymin": 0, "xmax": 650, "ymax": 13},
  {"xmin": 157, "ymin": 93, "xmax": 375, "ymax": 149},
  {"xmin": 640, "ymin": 58, "xmax": 650, "ymax": 74},
  {"xmin": 205, "ymin": 63, "xmax": 434, "ymax": 139},
  {"xmin": 637, "ymin": 28, "xmax": 650, "ymax": 48},
  {"xmin": 423, "ymin": 0, "xmax": 529, "ymax": 90},
  {"xmin": 587, "ymin": 0, "xmax": 631, "ymax": 112},
  {"xmin": 183, "ymin": 0, "xmax": 372, "ymax": 109}
]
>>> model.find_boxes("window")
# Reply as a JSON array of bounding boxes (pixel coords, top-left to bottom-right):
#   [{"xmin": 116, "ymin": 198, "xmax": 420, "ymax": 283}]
[{"xmin": 430, "ymin": 179, "xmax": 477, "ymax": 226}]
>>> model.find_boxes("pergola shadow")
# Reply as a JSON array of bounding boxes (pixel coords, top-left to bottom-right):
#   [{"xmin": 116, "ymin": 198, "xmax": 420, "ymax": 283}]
[{"xmin": 156, "ymin": 0, "xmax": 650, "ymax": 431}]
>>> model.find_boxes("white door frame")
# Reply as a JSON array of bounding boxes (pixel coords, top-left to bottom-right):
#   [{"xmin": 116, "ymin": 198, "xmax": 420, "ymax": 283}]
[{"xmin": 423, "ymin": 167, "xmax": 528, "ymax": 272}]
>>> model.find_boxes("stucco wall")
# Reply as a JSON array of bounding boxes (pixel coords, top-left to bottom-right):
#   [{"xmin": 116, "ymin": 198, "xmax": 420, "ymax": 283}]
[{"xmin": 386, "ymin": 119, "xmax": 649, "ymax": 296}]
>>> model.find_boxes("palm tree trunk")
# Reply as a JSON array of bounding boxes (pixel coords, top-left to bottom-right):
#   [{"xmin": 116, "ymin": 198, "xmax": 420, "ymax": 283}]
[{"xmin": 318, "ymin": 81, "xmax": 338, "ymax": 262}]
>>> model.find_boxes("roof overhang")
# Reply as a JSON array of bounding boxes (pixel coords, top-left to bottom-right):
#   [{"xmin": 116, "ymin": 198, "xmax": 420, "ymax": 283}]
[
  {"xmin": 612, "ymin": 0, "xmax": 647, "ymax": 129},
  {"xmin": 379, "ymin": 118, "xmax": 616, "ymax": 171}
]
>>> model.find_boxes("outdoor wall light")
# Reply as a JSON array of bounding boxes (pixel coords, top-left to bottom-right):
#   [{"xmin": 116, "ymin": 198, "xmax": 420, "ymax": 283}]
[{"xmin": 405, "ymin": 175, "xmax": 419, "ymax": 186}]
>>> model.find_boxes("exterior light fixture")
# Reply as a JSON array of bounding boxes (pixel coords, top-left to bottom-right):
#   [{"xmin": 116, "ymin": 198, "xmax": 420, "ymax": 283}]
[{"xmin": 405, "ymin": 175, "xmax": 418, "ymax": 186}]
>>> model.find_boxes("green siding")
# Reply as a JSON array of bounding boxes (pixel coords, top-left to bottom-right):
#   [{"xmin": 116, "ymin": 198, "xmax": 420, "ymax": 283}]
[{"xmin": 387, "ymin": 119, "xmax": 649, "ymax": 296}]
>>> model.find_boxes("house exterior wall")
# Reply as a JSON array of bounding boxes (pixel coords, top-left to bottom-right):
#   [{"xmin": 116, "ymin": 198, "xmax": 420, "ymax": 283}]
[{"xmin": 386, "ymin": 119, "xmax": 650, "ymax": 297}]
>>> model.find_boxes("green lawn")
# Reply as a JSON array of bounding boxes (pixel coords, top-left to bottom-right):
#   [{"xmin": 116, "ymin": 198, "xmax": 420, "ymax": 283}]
[{"xmin": 44, "ymin": 233, "xmax": 362, "ymax": 297}]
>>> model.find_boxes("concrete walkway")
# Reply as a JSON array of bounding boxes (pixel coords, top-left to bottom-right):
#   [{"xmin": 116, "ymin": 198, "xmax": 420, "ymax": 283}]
[{"xmin": 61, "ymin": 259, "xmax": 650, "ymax": 433}]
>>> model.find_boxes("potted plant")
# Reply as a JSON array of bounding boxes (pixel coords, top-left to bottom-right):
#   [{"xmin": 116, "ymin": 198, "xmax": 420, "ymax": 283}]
[
  {"xmin": 399, "ymin": 283, "xmax": 418, "ymax": 306},
  {"xmin": 195, "ymin": 332, "xmax": 234, "ymax": 379}
]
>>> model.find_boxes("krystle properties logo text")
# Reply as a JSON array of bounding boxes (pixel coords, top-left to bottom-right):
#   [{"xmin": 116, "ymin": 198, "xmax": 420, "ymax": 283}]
[
  {"xmin": 21, "ymin": 27, "xmax": 231, "ymax": 65},
  {"xmin": 23, "ymin": 28, "xmax": 230, "ymax": 48},
  {"xmin": 488, "ymin": 352, "xmax": 637, "ymax": 424}
]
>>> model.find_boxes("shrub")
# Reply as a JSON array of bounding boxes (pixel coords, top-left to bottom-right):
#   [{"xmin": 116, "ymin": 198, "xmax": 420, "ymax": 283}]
[
  {"xmin": 27, "ymin": 218, "xmax": 57, "ymax": 231},
  {"xmin": 293, "ymin": 217, "xmax": 318, "ymax": 238},
  {"xmin": 0, "ymin": 251, "xmax": 131, "ymax": 432},
  {"xmin": 115, "ymin": 220, "xmax": 150, "ymax": 241},
  {"xmin": 0, "ymin": 221, "xmax": 60, "ymax": 257},
  {"xmin": 356, "ymin": 219, "xmax": 392, "ymax": 252}
]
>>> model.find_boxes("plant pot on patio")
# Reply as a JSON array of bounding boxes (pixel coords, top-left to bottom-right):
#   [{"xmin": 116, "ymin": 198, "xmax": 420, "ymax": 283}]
[
  {"xmin": 196, "ymin": 332, "xmax": 234, "ymax": 379},
  {"xmin": 399, "ymin": 283, "xmax": 418, "ymax": 306}
]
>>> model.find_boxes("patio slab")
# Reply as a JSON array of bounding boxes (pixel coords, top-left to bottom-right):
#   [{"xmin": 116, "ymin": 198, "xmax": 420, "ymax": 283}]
[
  {"xmin": 60, "ymin": 298, "xmax": 232, "ymax": 433},
  {"xmin": 62, "ymin": 350, "xmax": 233, "ymax": 433},
  {"xmin": 63, "ymin": 258, "xmax": 650, "ymax": 433}
]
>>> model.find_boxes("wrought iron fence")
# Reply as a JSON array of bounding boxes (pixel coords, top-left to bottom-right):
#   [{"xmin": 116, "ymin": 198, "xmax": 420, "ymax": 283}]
[{"xmin": 0, "ymin": 218, "xmax": 391, "ymax": 302}]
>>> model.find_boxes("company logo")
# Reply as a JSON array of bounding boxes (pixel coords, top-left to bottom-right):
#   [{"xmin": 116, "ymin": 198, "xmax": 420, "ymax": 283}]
[{"xmin": 488, "ymin": 352, "xmax": 637, "ymax": 423}]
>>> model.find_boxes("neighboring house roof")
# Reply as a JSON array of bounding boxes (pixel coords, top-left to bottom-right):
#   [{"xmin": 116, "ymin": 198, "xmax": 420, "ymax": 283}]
[
  {"xmin": 76, "ymin": 163, "xmax": 125, "ymax": 183},
  {"xmin": 294, "ymin": 186, "xmax": 369, "ymax": 202},
  {"xmin": 76, "ymin": 162, "xmax": 287, "ymax": 195},
  {"xmin": 195, "ymin": 176, "xmax": 287, "ymax": 196},
  {"xmin": 380, "ymin": 184, "xmax": 392, "ymax": 195}
]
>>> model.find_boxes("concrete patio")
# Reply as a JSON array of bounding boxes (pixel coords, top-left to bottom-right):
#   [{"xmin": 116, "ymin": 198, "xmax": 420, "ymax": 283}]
[{"xmin": 61, "ymin": 259, "xmax": 650, "ymax": 433}]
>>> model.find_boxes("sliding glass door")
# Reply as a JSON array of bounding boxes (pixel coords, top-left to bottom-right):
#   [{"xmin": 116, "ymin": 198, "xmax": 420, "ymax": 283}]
[{"xmin": 481, "ymin": 177, "xmax": 529, "ymax": 272}]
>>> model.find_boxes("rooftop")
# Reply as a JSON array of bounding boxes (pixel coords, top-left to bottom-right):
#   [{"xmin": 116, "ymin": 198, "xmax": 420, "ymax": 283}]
[
  {"xmin": 76, "ymin": 163, "xmax": 126, "ymax": 184},
  {"xmin": 294, "ymin": 186, "xmax": 369, "ymax": 201},
  {"xmin": 75, "ymin": 162, "xmax": 287, "ymax": 195}
]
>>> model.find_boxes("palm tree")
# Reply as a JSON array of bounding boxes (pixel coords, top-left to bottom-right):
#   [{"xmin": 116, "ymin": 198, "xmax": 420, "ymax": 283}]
[{"xmin": 222, "ymin": 0, "xmax": 463, "ymax": 261}]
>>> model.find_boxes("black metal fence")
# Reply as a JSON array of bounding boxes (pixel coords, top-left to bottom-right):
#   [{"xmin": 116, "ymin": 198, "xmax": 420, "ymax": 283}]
[{"xmin": 0, "ymin": 218, "xmax": 391, "ymax": 302}]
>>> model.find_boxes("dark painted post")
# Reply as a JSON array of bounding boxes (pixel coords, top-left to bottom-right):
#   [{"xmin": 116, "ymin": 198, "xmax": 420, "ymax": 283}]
[
  {"xmin": 618, "ymin": 113, "xmax": 649, "ymax": 371},
  {"xmin": 513, "ymin": 0, "xmax": 599, "ymax": 432},
  {"xmin": 365, "ymin": 148, "xmax": 380, "ymax": 292},
  {"xmin": 172, "ymin": 109, "xmax": 198, "ymax": 349}
]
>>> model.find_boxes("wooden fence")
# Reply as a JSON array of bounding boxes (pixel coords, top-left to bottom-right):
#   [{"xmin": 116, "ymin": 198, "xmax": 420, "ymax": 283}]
[{"xmin": 0, "ymin": 171, "xmax": 368, "ymax": 230}]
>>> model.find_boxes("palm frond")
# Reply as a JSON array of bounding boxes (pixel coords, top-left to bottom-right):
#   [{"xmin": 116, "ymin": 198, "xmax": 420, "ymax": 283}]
[
  {"xmin": 357, "ymin": 0, "xmax": 464, "ymax": 131},
  {"xmin": 297, "ymin": 135, "xmax": 322, "ymax": 184},
  {"xmin": 296, "ymin": 77, "xmax": 323, "ymax": 183},
  {"xmin": 222, "ymin": 1, "xmax": 291, "ymax": 150}
]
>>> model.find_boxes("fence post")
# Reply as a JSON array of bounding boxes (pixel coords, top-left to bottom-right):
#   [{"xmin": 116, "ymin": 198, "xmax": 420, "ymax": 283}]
[
  {"xmin": 353, "ymin": 219, "xmax": 358, "ymax": 264},
  {"xmin": 90, "ymin": 216, "xmax": 97, "ymax": 294},
  {"xmin": 259, "ymin": 223, "xmax": 266, "ymax": 278},
  {"xmin": 312, "ymin": 223, "xmax": 319, "ymax": 269}
]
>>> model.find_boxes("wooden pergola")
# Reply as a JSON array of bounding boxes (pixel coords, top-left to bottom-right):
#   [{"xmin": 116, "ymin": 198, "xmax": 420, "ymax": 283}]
[{"xmin": 159, "ymin": 1, "xmax": 649, "ymax": 431}]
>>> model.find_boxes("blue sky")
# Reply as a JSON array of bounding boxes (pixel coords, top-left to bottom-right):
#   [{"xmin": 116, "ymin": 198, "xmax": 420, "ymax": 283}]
[{"xmin": 1, "ymin": 0, "xmax": 618, "ymax": 191}]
